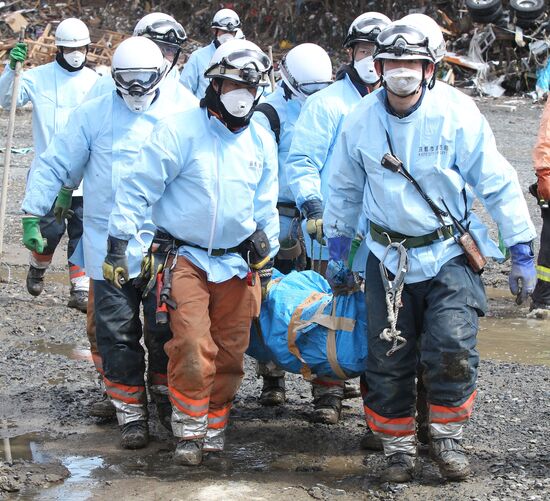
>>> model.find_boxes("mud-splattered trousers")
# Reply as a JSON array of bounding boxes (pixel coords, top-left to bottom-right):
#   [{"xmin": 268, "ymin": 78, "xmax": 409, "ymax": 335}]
[
  {"xmin": 533, "ymin": 206, "xmax": 550, "ymax": 306},
  {"xmin": 166, "ymin": 257, "xmax": 261, "ymax": 450},
  {"xmin": 363, "ymin": 254, "xmax": 486, "ymax": 454},
  {"xmin": 93, "ymin": 278, "xmax": 172, "ymax": 425}
]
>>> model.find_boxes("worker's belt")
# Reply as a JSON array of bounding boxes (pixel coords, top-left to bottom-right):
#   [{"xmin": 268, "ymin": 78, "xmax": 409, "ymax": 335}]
[
  {"xmin": 155, "ymin": 230, "xmax": 239, "ymax": 257},
  {"xmin": 369, "ymin": 221, "xmax": 454, "ymax": 249},
  {"xmin": 277, "ymin": 202, "xmax": 301, "ymax": 219}
]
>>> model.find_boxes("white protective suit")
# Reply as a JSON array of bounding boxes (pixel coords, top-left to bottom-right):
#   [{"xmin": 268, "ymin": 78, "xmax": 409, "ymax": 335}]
[{"xmin": 179, "ymin": 42, "xmax": 217, "ymax": 98}]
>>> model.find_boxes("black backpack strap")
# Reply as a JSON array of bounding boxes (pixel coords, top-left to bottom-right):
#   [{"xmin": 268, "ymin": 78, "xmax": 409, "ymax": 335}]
[{"xmin": 255, "ymin": 103, "xmax": 281, "ymax": 144}]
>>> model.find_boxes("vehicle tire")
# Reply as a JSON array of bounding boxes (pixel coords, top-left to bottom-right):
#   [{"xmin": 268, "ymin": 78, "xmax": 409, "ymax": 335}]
[
  {"xmin": 466, "ymin": 0, "xmax": 502, "ymax": 16},
  {"xmin": 510, "ymin": 0, "xmax": 546, "ymax": 19},
  {"xmin": 470, "ymin": 6, "xmax": 504, "ymax": 23},
  {"xmin": 515, "ymin": 15, "xmax": 538, "ymax": 28}
]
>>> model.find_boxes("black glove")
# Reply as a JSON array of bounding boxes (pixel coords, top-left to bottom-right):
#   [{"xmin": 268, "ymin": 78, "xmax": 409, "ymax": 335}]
[{"xmin": 102, "ymin": 236, "xmax": 129, "ymax": 288}]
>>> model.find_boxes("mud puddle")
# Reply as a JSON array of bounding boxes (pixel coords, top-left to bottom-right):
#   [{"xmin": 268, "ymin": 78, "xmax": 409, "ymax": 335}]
[{"xmin": 27, "ymin": 338, "xmax": 92, "ymax": 361}]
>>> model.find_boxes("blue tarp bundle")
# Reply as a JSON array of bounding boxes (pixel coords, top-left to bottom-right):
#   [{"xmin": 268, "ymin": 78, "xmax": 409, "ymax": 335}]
[{"xmin": 247, "ymin": 270, "xmax": 368, "ymax": 379}]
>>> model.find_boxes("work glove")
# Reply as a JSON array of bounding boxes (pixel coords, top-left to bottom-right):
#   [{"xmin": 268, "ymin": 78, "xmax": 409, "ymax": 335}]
[
  {"xmin": 302, "ymin": 199, "xmax": 325, "ymax": 245},
  {"xmin": 9, "ymin": 42, "xmax": 27, "ymax": 70},
  {"xmin": 21, "ymin": 215, "xmax": 46, "ymax": 253},
  {"xmin": 326, "ymin": 259, "xmax": 356, "ymax": 295},
  {"xmin": 102, "ymin": 236, "xmax": 129, "ymax": 289},
  {"xmin": 258, "ymin": 265, "xmax": 273, "ymax": 301},
  {"xmin": 509, "ymin": 242, "xmax": 537, "ymax": 305},
  {"xmin": 53, "ymin": 187, "xmax": 74, "ymax": 224},
  {"xmin": 134, "ymin": 232, "xmax": 173, "ymax": 296},
  {"xmin": 536, "ymin": 168, "xmax": 550, "ymax": 202}
]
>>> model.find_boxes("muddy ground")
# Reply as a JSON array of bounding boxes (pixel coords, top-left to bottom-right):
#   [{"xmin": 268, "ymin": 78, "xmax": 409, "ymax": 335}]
[{"xmin": 0, "ymin": 96, "xmax": 549, "ymax": 500}]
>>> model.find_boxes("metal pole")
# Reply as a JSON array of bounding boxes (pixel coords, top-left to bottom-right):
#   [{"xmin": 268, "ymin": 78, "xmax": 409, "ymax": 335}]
[
  {"xmin": 0, "ymin": 28, "xmax": 25, "ymax": 258},
  {"xmin": 267, "ymin": 45, "xmax": 276, "ymax": 92}
]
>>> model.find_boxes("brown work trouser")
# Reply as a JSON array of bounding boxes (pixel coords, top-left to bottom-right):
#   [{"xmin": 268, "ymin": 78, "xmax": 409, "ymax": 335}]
[{"xmin": 166, "ymin": 257, "xmax": 261, "ymax": 439}]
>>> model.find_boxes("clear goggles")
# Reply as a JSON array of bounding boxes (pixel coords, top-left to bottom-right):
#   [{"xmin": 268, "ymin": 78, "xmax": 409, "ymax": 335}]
[
  {"xmin": 352, "ymin": 19, "xmax": 384, "ymax": 40},
  {"xmin": 144, "ymin": 20, "xmax": 187, "ymax": 46},
  {"xmin": 281, "ymin": 59, "xmax": 331, "ymax": 96},
  {"xmin": 212, "ymin": 16, "xmax": 240, "ymax": 31},
  {"xmin": 376, "ymin": 24, "xmax": 434, "ymax": 60},
  {"xmin": 113, "ymin": 68, "xmax": 163, "ymax": 95}
]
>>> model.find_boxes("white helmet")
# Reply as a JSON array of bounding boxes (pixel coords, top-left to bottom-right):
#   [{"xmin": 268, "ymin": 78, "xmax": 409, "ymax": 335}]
[
  {"xmin": 280, "ymin": 43, "xmax": 333, "ymax": 100},
  {"xmin": 375, "ymin": 20, "xmax": 436, "ymax": 63},
  {"xmin": 55, "ymin": 18, "xmax": 91, "ymax": 47},
  {"xmin": 344, "ymin": 12, "xmax": 391, "ymax": 48},
  {"xmin": 211, "ymin": 8, "xmax": 241, "ymax": 32},
  {"xmin": 400, "ymin": 13, "xmax": 446, "ymax": 63},
  {"xmin": 112, "ymin": 37, "xmax": 166, "ymax": 112},
  {"xmin": 205, "ymin": 39, "xmax": 271, "ymax": 87}
]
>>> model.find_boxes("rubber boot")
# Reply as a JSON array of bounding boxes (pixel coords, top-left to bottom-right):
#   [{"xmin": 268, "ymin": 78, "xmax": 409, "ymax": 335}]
[
  {"xmin": 343, "ymin": 380, "xmax": 361, "ymax": 400},
  {"xmin": 68, "ymin": 286, "xmax": 88, "ymax": 313},
  {"xmin": 430, "ymin": 437, "xmax": 470, "ymax": 481},
  {"xmin": 26, "ymin": 265, "xmax": 46, "ymax": 297},
  {"xmin": 311, "ymin": 394, "xmax": 342, "ymax": 424},
  {"xmin": 174, "ymin": 439, "xmax": 204, "ymax": 466},
  {"xmin": 259, "ymin": 376, "xmax": 285, "ymax": 406},
  {"xmin": 89, "ymin": 392, "xmax": 116, "ymax": 419},
  {"xmin": 120, "ymin": 420, "xmax": 149, "ymax": 449},
  {"xmin": 382, "ymin": 453, "xmax": 418, "ymax": 483},
  {"xmin": 360, "ymin": 427, "xmax": 383, "ymax": 451}
]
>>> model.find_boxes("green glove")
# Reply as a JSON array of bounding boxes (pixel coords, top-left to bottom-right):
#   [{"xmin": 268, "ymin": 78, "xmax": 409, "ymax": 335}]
[
  {"xmin": 9, "ymin": 42, "xmax": 27, "ymax": 70},
  {"xmin": 53, "ymin": 187, "xmax": 74, "ymax": 224},
  {"xmin": 22, "ymin": 215, "xmax": 46, "ymax": 253},
  {"xmin": 102, "ymin": 236, "xmax": 129, "ymax": 289},
  {"xmin": 498, "ymin": 229, "xmax": 510, "ymax": 262},
  {"xmin": 348, "ymin": 235, "xmax": 363, "ymax": 269}
]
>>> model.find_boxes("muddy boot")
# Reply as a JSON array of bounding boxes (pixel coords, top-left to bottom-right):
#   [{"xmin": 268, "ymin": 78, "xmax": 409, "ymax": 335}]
[
  {"xmin": 343, "ymin": 380, "xmax": 361, "ymax": 400},
  {"xmin": 311, "ymin": 394, "xmax": 342, "ymax": 424},
  {"xmin": 68, "ymin": 287, "xmax": 88, "ymax": 313},
  {"xmin": 120, "ymin": 420, "xmax": 149, "ymax": 449},
  {"xmin": 203, "ymin": 428, "xmax": 225, "ymax": 454},
  {"xmin": 360, "ymin": 427, "xmax": 383, "ymax": 451},
  {"xmin": 156, "ymin": 399, "xmax": 173, "ymax": 432},
  {"xmin": 259, "ymin": 376, "xmax": 285, "ymax": 406},
  {"xmin": 382, "ymin": 453, "xmax": 418, "ymax": 483},
  {"xmin": 174, "ymin": 439, "xmax": 203, "ymax": 466},
  {"xmin": 89, "ymin": 392, "xmax": 116, "ymax": 419},
  {"xmin": 26, "ymin": 265, "xmax": 46, "ymax": 297},
  {"xmin": 430, "ymin": 437, "xmax": 470, "ymax": 481}
]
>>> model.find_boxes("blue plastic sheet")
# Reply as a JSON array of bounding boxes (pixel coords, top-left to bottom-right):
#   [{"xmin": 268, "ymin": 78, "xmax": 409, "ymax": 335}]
[{"xmin": 247, "ymin": 270, "xmax": 368, "ymax": 379}]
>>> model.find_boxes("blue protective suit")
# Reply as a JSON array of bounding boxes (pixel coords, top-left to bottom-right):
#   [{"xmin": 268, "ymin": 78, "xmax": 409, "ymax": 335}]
[
  {"xmin": 21, "ymin": 87, "xmax": 198, "ymax": 280},
  {"xmin": 108, "ymin": 106, "xmax": 280, "ymax": 283},
  {"xmin": 252, "ymin": 84, "xmax": 302, "ymax": 245},
  {"xmin": 179, "ymin": 42, "xmax": 217, "ymax": 98},
  {"xmin": 324, "ymin": 84, "xmax": 537, "ymax": 283},
  {"xmin": 286, "ymin": 74, "xmax": 363, "ymax": 260},
  {"xmin": 0, "ymin": 61, "xmax": 98, "ymax": 196}
]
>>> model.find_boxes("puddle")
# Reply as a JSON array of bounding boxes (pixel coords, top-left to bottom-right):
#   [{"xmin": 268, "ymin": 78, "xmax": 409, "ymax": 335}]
[{"xmin": 28, "ymin": 339, "xmax": 92, "ymax": 362}]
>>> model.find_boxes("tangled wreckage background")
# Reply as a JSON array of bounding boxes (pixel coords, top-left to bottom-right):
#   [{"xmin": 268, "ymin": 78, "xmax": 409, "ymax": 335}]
[{"xmin": 0, "ymin": 0, "xmax": 549, "ymax": 500}]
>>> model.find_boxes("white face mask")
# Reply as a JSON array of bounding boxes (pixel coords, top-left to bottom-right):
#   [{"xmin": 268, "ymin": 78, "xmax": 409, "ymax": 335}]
[
  {"xmin": 63, "ymin": 50, "xmax": 86, "ymax": 69},
  {"xmin": 217, "ymin": 33, "xmax": 234, "ymax": 45},
  {"xmin": 383, "ymin": 67, "xmax": 424, "ymax": 97},
  {"xmin": 121, "ymin": 91, "xmax": 157, "ymax": 113},
  {"xmin": 220, "ymin": 88, "xmax": 255, "ymax": 117},
  {"xmin": 354, "ymin": 56, "xmax": 378, "ymax": 84}
]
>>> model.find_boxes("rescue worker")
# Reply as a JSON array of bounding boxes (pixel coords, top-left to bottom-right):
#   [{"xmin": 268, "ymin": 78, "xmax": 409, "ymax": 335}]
[
  {"xmin": 105, "ymin": 39, "xmax": 278, "ymax": 466},
  {"xmin": 21, "ymin": 37, "xmax": 198, "ymax": 449},
  {"xmin": 86, "ymin": 12, "xmax": 187, "ymax": 99},
  {"xmin": 324, "ymin": 18, "xmax": 537, "ymax": 482},
  {"xmin": 179, "ymin": 8, "xmax": 242, "ymax": 98},
  {"xmin": 251, "ymin": 43, "xmax": 333, "ymax": 406},
  {"xmin": 0, "ymin": 18, "xmax": 98, "ymax": 311},
  {"xmin": 531, "ymin": 98, "xmax": 550, "ymax": 311},
  {"xmin": 284, "ymin": 12, "xmax": 391, "ymax": 425}
]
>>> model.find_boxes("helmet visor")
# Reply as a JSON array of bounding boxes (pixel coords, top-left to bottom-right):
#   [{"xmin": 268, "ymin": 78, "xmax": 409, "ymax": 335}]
[
  {"xmin": 297, "ymin": 81, "xmax": 332, "ymax": 96},
  {"xmin": 224, "ymin": 48, "xmax": 271, "ymax": 73},
  {"xmin": 376, "ymin": 24, "xmax": 432, "ymax": 60},
  {"xmin": 354, "ymin": 18, "xmax": 384, "ymax": 39},
  {"xmin": 113, "ymin": 68, "xmax": 163, "ymax": 94},
  {"xmin": 145, "ymin": 20, "xmax": 187, "ymax": 46},
  {"xmin": 212, "ymin": 16, "xmax": 240, "ymax": 31}
]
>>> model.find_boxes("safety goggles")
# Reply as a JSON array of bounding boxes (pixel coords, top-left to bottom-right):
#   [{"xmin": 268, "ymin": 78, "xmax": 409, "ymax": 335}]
[
  {"xmin": 144, "ymin": 20, "xmax": 187, "ymax": 46},
  {"xmin": 212, "ymin": 16, "xmax": 240, "ymax": 31},
  {"xmin": 112, "ymin": 68, "xmax": 164, "ymax": 95},
  {"xmin": 376, "ymin": 24, "xmax": 434, "ymax": 60},
  {"xmin": 155, "ymin": 40, "xmax": 181, "ymax": 59},
  {"xmin": 352, "ymin": 19, "xmax": 384, "ymax": 40},
  {"xmin": 280, "ymin": 58, "xmax": 332, "ymax": 96}
]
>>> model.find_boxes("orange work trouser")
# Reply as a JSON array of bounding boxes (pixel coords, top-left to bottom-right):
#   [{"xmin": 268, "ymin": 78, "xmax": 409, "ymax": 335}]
[{"xmin": 166, "ymin": 257, "xmax": 261, "ymax": 439}]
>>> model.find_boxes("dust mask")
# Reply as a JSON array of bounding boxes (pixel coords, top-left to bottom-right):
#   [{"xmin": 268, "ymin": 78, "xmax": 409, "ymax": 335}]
[
  {"xmin": 384, "ymin": 67, "xmax": 423, "ymax": 97},
  {"xmin": 354, "ymin": 56, "xmax": 378, "ymax": 84},
  {"xmin": 220, "ymin": 88, "xmax": 255, "ymax": 117},
  {"xmin": 217, "ymin": 33, "xmax": 234, "ymax": 45},
  {"xmin": 121, "ymin": 91, "xmax": 157, "ymax": 113},
  {"xmin": 63, "ymin": 50, "xmax": 86, "ymax": 69}
]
